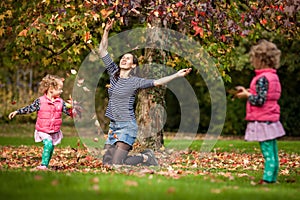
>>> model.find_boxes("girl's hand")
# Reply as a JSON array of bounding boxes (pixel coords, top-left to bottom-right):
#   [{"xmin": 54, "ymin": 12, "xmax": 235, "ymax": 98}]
[
  {"xmin": 176, "ymin": 68, "xmax": 192, "ymax": 78},
  {"xmin": 235, "ymin": 86, "xmax": 251, "ymax": 99},
  {"xmin": 8, "ymin": 111, "xmax": 18, "ymax": 119}
]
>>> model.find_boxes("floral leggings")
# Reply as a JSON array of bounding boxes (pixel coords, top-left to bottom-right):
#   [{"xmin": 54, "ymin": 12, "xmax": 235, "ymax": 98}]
[
  {"xmin": 41, "ymin": 139, "xmax": 54, "ymax": 167},
  {"xmin": 259, "ymin": 139, "xmax": 279, "ymax": 183}
]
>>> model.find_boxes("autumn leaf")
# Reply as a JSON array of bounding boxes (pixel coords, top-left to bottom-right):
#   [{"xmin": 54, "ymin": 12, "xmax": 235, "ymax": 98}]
[
  {"xmin": 124, "ymin": 180, "xmax": 138, "ymax": 187},
  {"xmin": 260, "ymin": 19, "xmax": 267, "ymax": 25},
  {"xmin": 91, "ymin": 11, "xmax": 100, "ymax": 21},
  {"xmin": 167, "ymin": 187, "xmax": 176, "ymax": 194},
  {"xmin": 84, "ymin": 32, "xmax": 91, "ymax": 43},
  {"xmin": 56, "ymin": 25, "xmax": 64, "ymax": 32},
  {"xmin": 100, "ymin": 9, "xmax": 113, "ymax": 19},
  {"xmin": 193, "ymin": 25, "xmax": 204, "ymax": 37},
  {"xmin": 18, "ymin": 29, "xmax": 28, "ymax": 37},
  {"xmin": 175, "ymin": 1, "xmax": 184, "ymax": 8},
  {"xmin": 1, "ymin": 145, "xmax": 299, "ymax": 182},
  {"xmin": 0, "ymin": 28, "xmax": 4, "ymax": 36},
  {"xmin": 77, "ymin": 78, "xmax": 84, "ymax": 87}
]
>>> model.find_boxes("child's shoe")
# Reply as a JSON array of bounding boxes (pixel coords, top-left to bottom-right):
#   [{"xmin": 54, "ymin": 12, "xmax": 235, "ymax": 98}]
[
  {"xmin": 258, "ymin": 180, "xmax": 273, "ymax": 185},
  {"xmin": 36, "ymin": 165, "xmax": 48, "ymax": 170}
]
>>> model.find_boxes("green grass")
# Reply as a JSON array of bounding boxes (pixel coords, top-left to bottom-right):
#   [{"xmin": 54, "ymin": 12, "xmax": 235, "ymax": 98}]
[
  {"xmin": 0, "ymin": 123, "xmax": 300, "ymax": 200},
  {"xmin": 0, "ymin": 170, "xmax": 299, "ymax": 200}
]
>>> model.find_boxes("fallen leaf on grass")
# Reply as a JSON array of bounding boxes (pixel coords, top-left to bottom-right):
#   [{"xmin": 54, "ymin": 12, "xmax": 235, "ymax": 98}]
[
  {"xmin": 124, "ymin": 180, "xmax": 138, "ymax": 187},
  {"xmin": 90, "ymin": 177, "xmax": 99, "ymax": 184},
  {"xmin": 92, "ymin": 184, "xmax": 100, "ymax": 191},
  {"xmin": 166, "ymin": 187, "xmax": 176, "ymax": 194},
  {"xmin": 210, "ymin": 188, "xmax": 222, "ymax": 194},
  {"xmin": 34, "ymin": 175, "xmax": 43, "ymax": 181},
  {"xmin": 51, "ymin": 179, "xmax": 59, "ymax": 186},
  {"xmin": 1, "ymin": 145, "xmax": 299, "ymax": 181}
]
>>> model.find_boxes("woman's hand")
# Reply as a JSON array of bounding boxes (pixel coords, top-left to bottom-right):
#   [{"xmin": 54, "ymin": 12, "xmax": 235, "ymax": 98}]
[
  {"xmin": 99, "ymin": 18, "xmax": 114, "ymax": 57},
  {"xmin": 104, "ymin": 18, "xmax": 114, "ymax": 32},
  {"xmin": 175, "ymin": 68, "xmax": 192, "ymax": 78},
  {"xmin": 8, "ymin": 111, "xmax": 18, "ymax": 120},
  {"xmin": 153, "ymin": 68, "xmax": 192, "ymax": 86}
]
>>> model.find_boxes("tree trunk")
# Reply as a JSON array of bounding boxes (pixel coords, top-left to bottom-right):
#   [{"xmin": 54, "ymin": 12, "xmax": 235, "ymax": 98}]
[{"xmin": 135, "ymin": 16, "xmax": 167, "ymax": 151}]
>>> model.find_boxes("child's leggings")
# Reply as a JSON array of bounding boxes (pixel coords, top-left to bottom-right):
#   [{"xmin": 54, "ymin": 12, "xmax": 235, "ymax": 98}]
[
  {"xmin": 259, "ymin": 139, "xmax": 279, "ymax": 183},
  {"xmin": 41, "ymin": 139, "xmax": 54, "ymax": 167}
]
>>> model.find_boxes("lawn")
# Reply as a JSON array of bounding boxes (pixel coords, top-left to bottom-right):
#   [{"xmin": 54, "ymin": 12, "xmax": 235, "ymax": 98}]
[{"xmin": 0, "ymin": 123, "xmax": 299, "ymax": 200}]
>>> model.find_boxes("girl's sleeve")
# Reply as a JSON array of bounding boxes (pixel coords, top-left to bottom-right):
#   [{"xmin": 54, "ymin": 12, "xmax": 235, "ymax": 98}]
[
  {"xmin": 101, "ymin": 53, "xmax": 119, "ymax": 76},
  {"xmin": 17, "ymin": 98, "xmax": 40, "ymax": 114},
  {"xmin": 248, "ymin": 76, "xmax": 269, "ymax": 106}
]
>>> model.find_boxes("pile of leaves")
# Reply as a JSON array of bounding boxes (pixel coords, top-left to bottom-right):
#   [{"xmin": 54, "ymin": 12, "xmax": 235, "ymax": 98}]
[{"xmin": 1, "ymin": 145, "xmax": 299, "ymax": 183}]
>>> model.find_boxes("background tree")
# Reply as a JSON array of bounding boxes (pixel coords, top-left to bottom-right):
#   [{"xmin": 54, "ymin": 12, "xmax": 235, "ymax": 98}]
[{"xmin": 1, "ymin": 0, "xmax": 299, "ymax": 145}]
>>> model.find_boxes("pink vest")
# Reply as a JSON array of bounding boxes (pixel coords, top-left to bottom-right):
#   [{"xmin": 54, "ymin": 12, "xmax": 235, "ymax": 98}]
[
  {"xmin": 35, "ymin": 95, "xmax": 63, "ymax": 133},
  {"xmin": 245, "ymin": 69, "xmax": 281, "ymax": 122}
]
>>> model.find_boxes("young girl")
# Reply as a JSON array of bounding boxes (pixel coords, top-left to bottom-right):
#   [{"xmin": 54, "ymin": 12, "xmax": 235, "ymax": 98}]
[
  {"xmin": 236, "ymin": 39, "xmax": 285, "ymax": 184},
  {"xmin": 99, "ymin": 19, "xmax": 192, "ymax": 166},
  {"xmin": 9, "ymin": 74, "xmax": 73, "ymax": 170}
]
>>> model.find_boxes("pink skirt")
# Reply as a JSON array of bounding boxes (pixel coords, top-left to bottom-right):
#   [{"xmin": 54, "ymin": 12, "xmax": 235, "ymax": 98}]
[
  {"xmin": 245, "ymin": 121, "xmax": 285, "ymax": 142},
  {"xmin": 34, "ymin": 130, "xmax": 63, "ymax": 146}
]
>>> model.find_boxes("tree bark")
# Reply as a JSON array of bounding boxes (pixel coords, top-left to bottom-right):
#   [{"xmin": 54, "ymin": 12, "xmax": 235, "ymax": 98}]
[{"xmin": 135, "ymin": 16, "xmax": 167, "ymax": 151}]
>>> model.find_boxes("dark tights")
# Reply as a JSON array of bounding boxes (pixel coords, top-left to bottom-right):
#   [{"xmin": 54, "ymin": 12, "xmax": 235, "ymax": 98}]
[{"xmin": 103, "ymin": 142, "xmax": 144, "ymax": 165}]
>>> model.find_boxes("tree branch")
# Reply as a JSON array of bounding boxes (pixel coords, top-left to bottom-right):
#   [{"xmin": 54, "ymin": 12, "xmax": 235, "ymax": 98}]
[{"xmin": 37, "ymin": 36, "xmax": 79, "ymax": 59}]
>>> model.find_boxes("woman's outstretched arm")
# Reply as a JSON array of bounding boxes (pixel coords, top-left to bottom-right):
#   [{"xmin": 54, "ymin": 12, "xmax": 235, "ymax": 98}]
[
  {"xmin": 153, "ymin": 68, "xmax": 192, "ymax": 86},
  {"xmin": 98, "ymin": 18, "xmax": 114, "ymax": 58}
]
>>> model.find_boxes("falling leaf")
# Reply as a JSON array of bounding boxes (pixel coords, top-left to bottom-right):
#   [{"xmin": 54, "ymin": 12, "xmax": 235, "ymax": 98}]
[
  {"xmin": 93, "ymin": 138, "xmax": 99, "ymax": 142},
  {"xmin": 77, "ymin": 78, "xmax": 84, "ymax": 87},
  {"xmin": 83, "ymin": 86, "xmax": 90, "ymax": 92},
  {"xmin": 94, "ymin": 120, "xmax": 100, "ymax": 127},
  {"xmin": 71, "ymin": 69, "xmax": 77, "ymax": 75}
]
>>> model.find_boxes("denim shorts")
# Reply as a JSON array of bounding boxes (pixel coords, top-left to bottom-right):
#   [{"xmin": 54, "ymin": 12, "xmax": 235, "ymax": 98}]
[{"xmin": 105, "ymin": 120, "xmax": 138, "ymax": 146}]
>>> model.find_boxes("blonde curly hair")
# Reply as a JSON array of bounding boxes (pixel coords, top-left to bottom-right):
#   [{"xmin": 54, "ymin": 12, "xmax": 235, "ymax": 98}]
[
  {"xmin": 249, "ymin": 39, "xmax": 281, "ymax": 69},
  {"xmin": 38, "ymin": 74, "xmax": 64, "ymax": 94}
]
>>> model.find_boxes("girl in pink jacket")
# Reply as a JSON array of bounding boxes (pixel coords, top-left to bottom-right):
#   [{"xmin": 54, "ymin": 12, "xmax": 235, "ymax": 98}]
[
  {"xmin": 9, "ymin": 74, "xmax": 73, "ymax": 170},
  {"xmin": 236, "ymin": 40, "xmax": 285, "ymax": 184}
]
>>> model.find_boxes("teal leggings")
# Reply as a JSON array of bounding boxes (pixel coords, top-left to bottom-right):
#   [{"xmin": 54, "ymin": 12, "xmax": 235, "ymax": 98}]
[
  {"xmin": 41, "ymin": 139, "xmax": 54, "ymax": 167},
  {"xmin": 259, "ymin": 139, "xmax": 279, "ymax": 183}
]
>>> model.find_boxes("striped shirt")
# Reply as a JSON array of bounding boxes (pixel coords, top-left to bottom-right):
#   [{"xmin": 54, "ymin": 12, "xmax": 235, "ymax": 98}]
[{"xmin": 102, "ymin": 53, "xmax": 154, "ymax": 121}]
